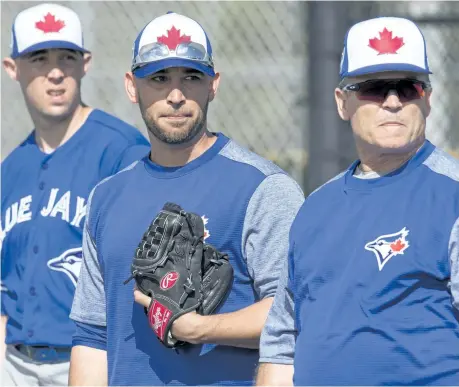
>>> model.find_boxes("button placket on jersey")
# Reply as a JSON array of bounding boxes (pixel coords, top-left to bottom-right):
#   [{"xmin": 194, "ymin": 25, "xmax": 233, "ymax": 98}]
[
  {"xmin": 30, "ymin": 156, "xmax": 52, "ymax": 268},
  {"xmin": 30, "ymin": 156, "xmax": 52, "ymax": 219},
  {"xmin": 20, "ymin": 225, "xmax": 40, "ymax": 341},
  {"xmin": 38, "ymin": 158, "xmax": 49, "ymax": 192},
  {"xmin": 21, "ymin": 156, "xmax": 52, "ymax": 341}
]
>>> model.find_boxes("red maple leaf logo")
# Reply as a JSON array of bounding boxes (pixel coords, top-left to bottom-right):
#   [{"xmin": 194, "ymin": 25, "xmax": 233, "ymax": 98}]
[
  {"xmin": 368, "ymin": 28, "xmax": 404, "ymax": 55},
  {"xmin": 390, "ymin": 239, "xmax": 406, "ymax": 252},
  {"xmin": 35, "ymin": 12, "xmax": 65, "ymax": 33},
  {"xmin": 157, "ymin": 26, "xmax": 191, "ymax": 50},
  {"xmin": 202, "ymin": 216, "xmax": 210, "ymax": 241}
]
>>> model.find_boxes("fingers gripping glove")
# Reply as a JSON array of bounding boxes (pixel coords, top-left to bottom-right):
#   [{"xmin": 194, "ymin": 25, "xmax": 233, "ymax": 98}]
[
  {"xmin": 125, "ymin": 202, "xmax": 205, "ymax": 348},
  {"xmin": 199, "ymin": 244, "xmax": 234, "ymax": 315}
]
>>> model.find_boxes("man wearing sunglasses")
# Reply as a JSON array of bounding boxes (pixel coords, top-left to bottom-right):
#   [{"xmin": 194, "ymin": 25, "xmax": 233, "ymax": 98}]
[
  {"xmin": 67, "ymin": 11, "xmax": 304, "ymax": 386},
  {"xmin": 256, "ymin": 16, "xmax": 459, "ymax": 386}
]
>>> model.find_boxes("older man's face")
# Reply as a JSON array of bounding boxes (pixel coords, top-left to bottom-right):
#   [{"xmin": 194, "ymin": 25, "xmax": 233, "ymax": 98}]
[{"xmin": 335, "ymin": 71, "xmax": 432, "ymax": 154}]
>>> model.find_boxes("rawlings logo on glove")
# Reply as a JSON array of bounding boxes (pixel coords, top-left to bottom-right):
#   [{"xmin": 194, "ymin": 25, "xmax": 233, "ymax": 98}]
[
  {"xmin": 160, "ymin": 272, "xmax": 180, "ymax": 290},
  {"xmin": 124, "ymin": 202, "xmax": 233, "ymax": 348}
]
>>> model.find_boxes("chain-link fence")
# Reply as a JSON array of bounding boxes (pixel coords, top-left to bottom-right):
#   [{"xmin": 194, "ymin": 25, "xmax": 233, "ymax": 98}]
[
  {"xmin": 1, "ymin": 1, "xmax": 308, "ymax": 185},
  {"xmin": 369, "ymin": 1, "xmax": 459, "ymax": 155},
  {"xmin": 2, "ymin": 2, "xmax": 459, "ymax": 193},
  {"xmin": 304, "ymin": 1, "xmax": 459, "ymax": 192}
]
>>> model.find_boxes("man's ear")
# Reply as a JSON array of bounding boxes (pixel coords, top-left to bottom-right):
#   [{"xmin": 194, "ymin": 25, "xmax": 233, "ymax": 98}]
[
  {"xmin": 424, "ymin": 89, "xmax": 432, "ymax": 118},
  {"xmin": 125, "ymin": 71, "xmax": 138, "ymax": 104},
  {"xmin": 335, "ymin": 87, "xmax": 350, "ymax": 121},
  {"xmin": 82, "ymin": 53, "xmax": 92, "ymax": 76},
  {"xmin": 3, "ymin": 57, "xmax": 18, "ymax": 81},
  {"xmin": 208, "ymin": 71, "xmax": 221, "ymax": 102}
]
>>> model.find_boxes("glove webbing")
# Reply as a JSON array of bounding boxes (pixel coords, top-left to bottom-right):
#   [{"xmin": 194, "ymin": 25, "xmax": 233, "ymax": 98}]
[
  {"xmin": 123, "ymin": 217, "xmax": 177, "ymax": 285},
  {"xmin": 124, "ymin": 212, "xmax": 203, "ymax": 309}
]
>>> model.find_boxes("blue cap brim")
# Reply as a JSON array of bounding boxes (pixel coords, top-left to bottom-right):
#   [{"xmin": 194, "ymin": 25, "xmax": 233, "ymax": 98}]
[
  {"xmin": 11, "ymin": 40, "xmax": 90, "ymax": 59},
  {"xmin": 133, "ymin": 58, "xmax": 215, "ymax": 78},
  {"xmin": 342, "ymin": 63, "xmax": 432, "ymax": 78}
]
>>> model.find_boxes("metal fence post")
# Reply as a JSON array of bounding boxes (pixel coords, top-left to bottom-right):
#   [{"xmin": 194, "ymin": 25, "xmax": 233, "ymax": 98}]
[{"xmin": 305, "ymin": 1, "xmax": 357, "ymax": 195}]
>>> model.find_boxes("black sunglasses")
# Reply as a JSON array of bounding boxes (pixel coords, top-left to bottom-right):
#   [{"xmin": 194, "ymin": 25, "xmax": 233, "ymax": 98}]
[{"xmin": 341, "ymin": 78, "xmax": 429, "ymax": 103}]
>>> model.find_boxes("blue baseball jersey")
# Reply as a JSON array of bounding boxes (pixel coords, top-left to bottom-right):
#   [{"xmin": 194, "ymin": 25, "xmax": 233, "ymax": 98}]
[
  {"xmin": 1, "ymin": 109, "xmax": 150, "ymax": 347},
  {"xmin": 70, "ymin": 133, "xmax": 305, "ymax": 386},
  {"xmin": 259, "ymin": 139, "xmax": 459, "ymax": 385}
]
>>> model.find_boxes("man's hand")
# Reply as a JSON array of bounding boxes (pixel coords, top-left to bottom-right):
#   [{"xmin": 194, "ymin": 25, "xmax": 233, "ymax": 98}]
[
  {"xmin": 134, "ymin": 288, "xmax": 273, "ymax": 349},
  {"xmin": 134, "ymin": 288, "xmax": 205, "ymax": 344}
]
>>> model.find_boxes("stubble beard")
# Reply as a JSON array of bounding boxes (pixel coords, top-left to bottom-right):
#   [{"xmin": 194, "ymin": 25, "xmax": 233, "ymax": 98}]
[{"xmin": 139, "ymin": 98, "xmax": 209, "ymax": 145}]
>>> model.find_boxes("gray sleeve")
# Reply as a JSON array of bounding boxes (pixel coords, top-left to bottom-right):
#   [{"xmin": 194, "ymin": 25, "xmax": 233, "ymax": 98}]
[
  {"xmin": 449, "ymin": 216, "xmax": 459, "ymax": 311},
  {"xmin": 242, "ymin": 173, "xmax": 304, "ymax": 299},
  {"xmin": 70, "ymin": 192, "xmax": 107, "ymax": 326},
  {"xmin": 259, "ymin": 254, "xmax": 295, "ymax": 364}
]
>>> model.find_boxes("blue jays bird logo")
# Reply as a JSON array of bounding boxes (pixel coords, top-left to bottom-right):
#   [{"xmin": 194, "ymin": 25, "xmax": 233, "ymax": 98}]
[
  {"xmin": 364, "ymin": 227, "xmax": 410, "ymax": 271},
  {"xmin": 47, "ymin": 247, "xmax": 83, "ymax": 286}
]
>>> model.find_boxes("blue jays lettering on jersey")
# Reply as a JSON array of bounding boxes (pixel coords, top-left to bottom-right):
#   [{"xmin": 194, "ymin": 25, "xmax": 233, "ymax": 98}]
[
  {"xmin": 1, "ymin": 108, "xmax": 149, "ymax": 347},
  {"xmin": 70, "ymin": 133, "xmax": 305, "ymax": 386},
  {"xmin": 288, "ymin": 140, "xmax": 459, "ymax": 385}
]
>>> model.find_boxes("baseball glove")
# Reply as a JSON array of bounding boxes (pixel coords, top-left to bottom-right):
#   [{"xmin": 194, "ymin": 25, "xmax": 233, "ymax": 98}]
[
  {"xmin": 199, "ymin": 243, "xmax": 233, "ymax": 316},
  {"xmin": 124, "ymin": 202, "xmax": 234, "ymax": 349},
  {"xmin": 125, "ymin": 202, "xmax": 205, "ymax": 348}
]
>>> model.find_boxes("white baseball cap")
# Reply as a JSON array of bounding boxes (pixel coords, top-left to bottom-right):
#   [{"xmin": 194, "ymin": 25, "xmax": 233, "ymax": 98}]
[
  {"xmin": 131, "ymin": 12, "xmax": 215, "ymax": 78},
  {"xmin": 339, "ymin": 17, "xmax": 432, "ymax": 78},
  {"xmin": 10, "ymin": 3, "xmax": 89, "ymax": 59}
]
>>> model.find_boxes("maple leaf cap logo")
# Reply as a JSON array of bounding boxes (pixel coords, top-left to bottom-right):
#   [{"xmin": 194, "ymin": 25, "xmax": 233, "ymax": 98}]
[
  {"xmin": 35, "ymin": 12, "xmax": 66, "ymax": 33},
  {"xmin": 157, "ymin": 26, "xmax": 191, "ymax": 50},
  {"xmin": 368, "ymin": 27, "xmax": 404, "ymax": 55}
]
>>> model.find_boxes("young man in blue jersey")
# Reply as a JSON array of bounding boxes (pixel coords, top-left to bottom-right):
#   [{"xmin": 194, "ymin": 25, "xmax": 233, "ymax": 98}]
[
  {"xmin": 0, "ymin": 3, "xmax": 150, "ymax": 385},
  {"xmin": 257, "ymin": 16, "xmax": 459, "ymax": 386},
  {"xmin": 68, "ymin": 11, "xmax": 305, "ymax": 386}
]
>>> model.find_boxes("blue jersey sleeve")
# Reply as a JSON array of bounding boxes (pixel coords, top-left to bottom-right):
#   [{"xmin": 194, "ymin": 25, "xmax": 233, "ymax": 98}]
[
  {"xmin": 93, "ymin": 120, "xmax": 149, "ymax": 177},
  {"xmin": 1, "ymin": 163, "xmax": 10, "ymax": 317},
  {"xmin": 259, "ymin": 239, "xmax": 296, "ymax": 364},
  {"xmin": 1, "ymin": 290, "xmax": 7, "ymax": 316},
  {"xmin": 113, "ymin": 144, "xmax": 150, "ymax": 173},
  {"xmin": 70, "ymin": 188, "xmax": 107, "ymax": 327},
  {"xmin": 0, "ymin": 282, "xmax": 13, "ymax": 317},
  {"xmin": 450, "ymin": 216, "xmax": 459, "ymax": 311},
  {"xmin": 72, "ymin": 321, "xmax": 107, "ymax": 351},
  {"xmin": 1, "ymin": 252, "xmax": 6, "ymax": 316},
  {"xmin": 1, "ymin": 226, "xmax": 14, "ymax": 317},
  {"xmin": 242, "ymin": 173, "xmax": 304, "ymax": 300}
]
